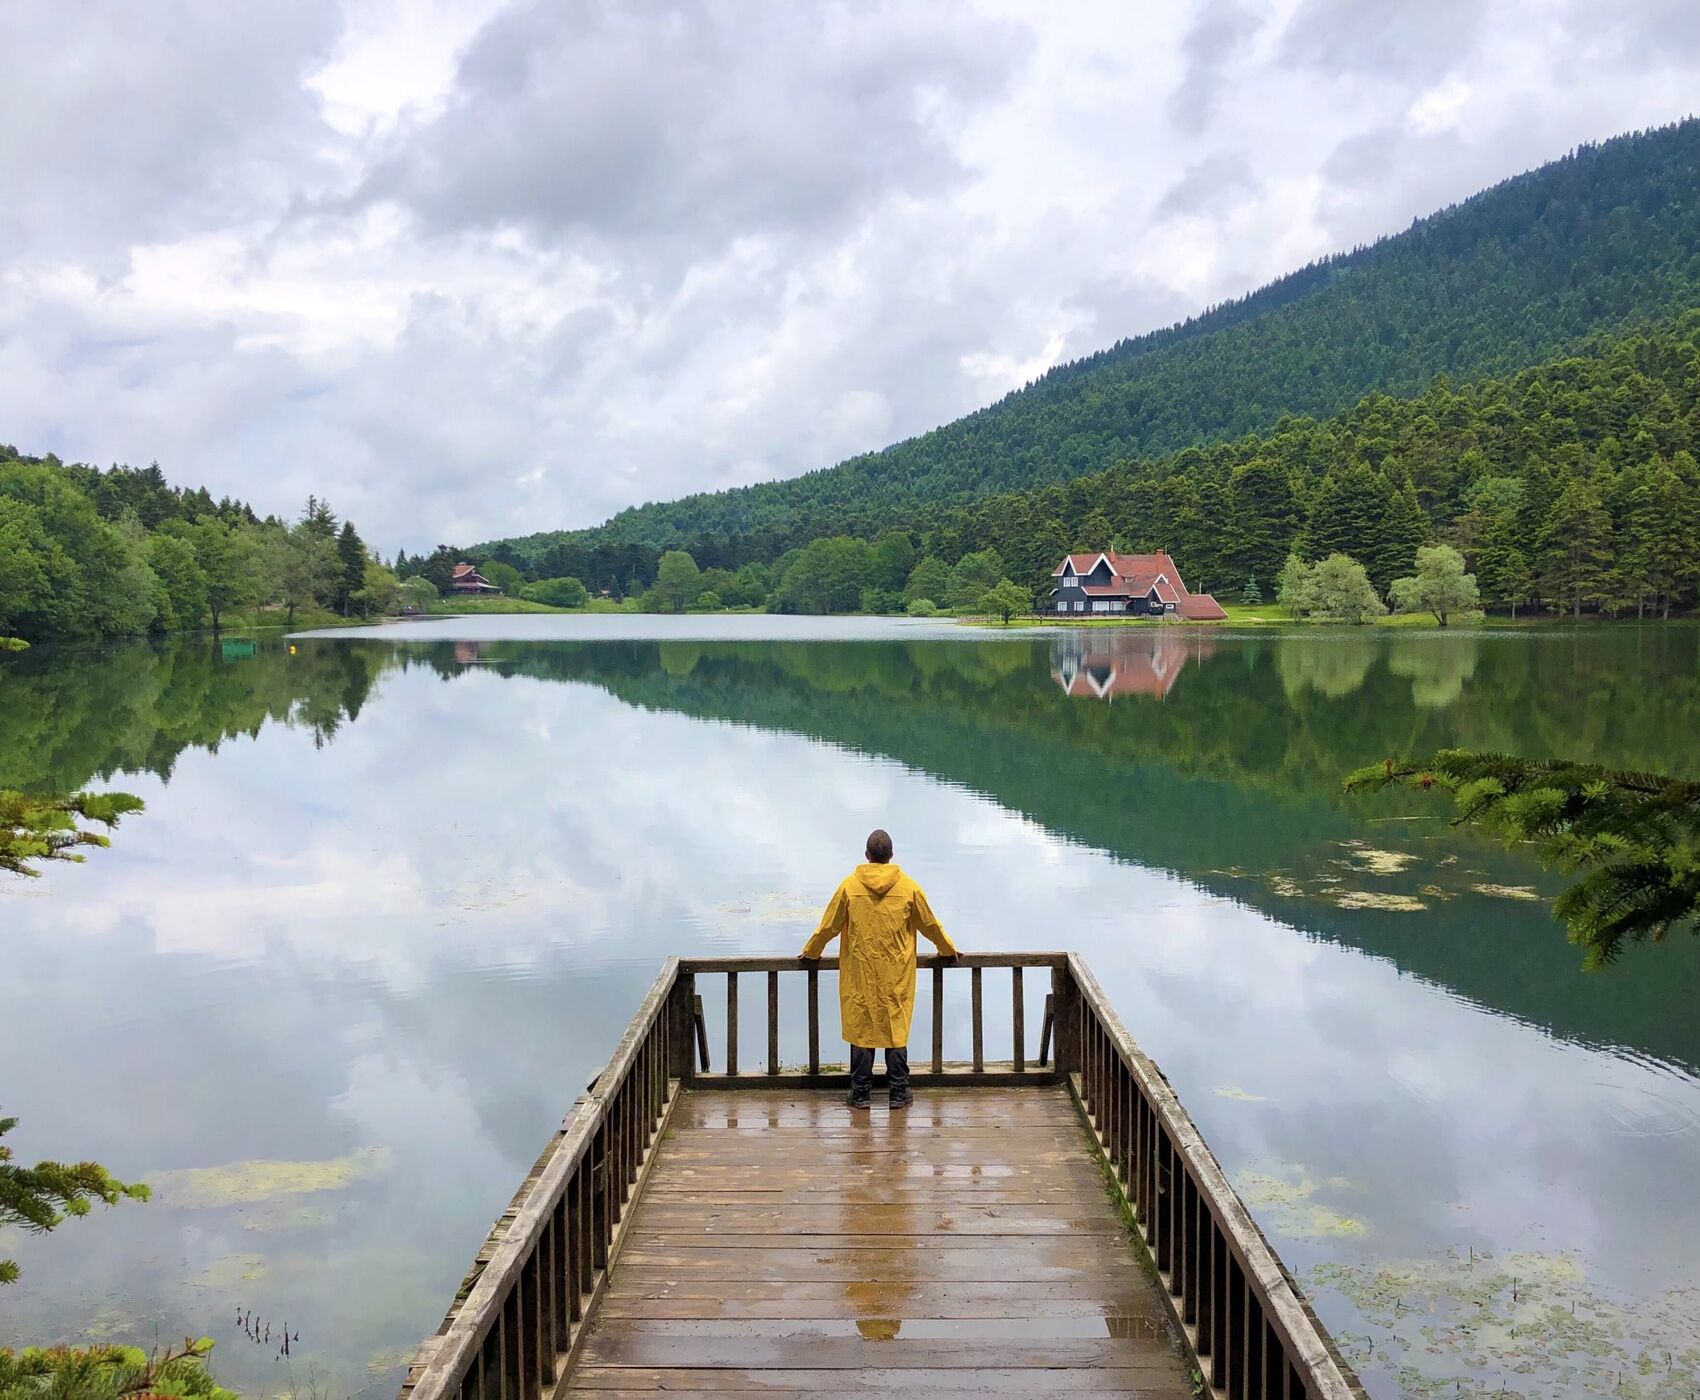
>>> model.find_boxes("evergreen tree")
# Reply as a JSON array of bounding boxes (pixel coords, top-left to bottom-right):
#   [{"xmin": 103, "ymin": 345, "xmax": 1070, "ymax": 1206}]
[
  {"xmin": 1373, "ymin": 477, "xmax": 1429, "ymax": 593},
  {"xmin": 1302, "ymin": 463, "xmax": 1384, "ymax": 566},
  {"xmin": 335, "ymin": 521, "xmax": 366, "ymax": 616},
  {"xmin": 1226, "ymin": 459, "xmax": 1298, "ymax": 587},
  {"xmin": 1537, "ymin": 475, "xmax": 1613, "ymax": 618},
  {"xmin": 1240, "ymin": 576, "xmax": 1262, "ymax": 605}
]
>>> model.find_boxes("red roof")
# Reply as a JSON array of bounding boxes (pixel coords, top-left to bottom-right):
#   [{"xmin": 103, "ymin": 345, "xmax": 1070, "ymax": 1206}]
[
  {"xmin": 1177, "ymin": 594, "xmax": 1227, "ymax": 620},
  {"xmin": 1053, "ymin": 550, "xmax": 1180, "ymax": 579},
  {"xmin": 453, "ymin": 563, "xmax": 477, "ymax": 579}
]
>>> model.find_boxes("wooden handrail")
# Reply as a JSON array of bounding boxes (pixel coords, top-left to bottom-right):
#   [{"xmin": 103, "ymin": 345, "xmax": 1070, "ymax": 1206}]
[
  {"xmin": 1066, "ymin": 954, "xmax": 1365, "ymax": 1399},
  {"xmin": 680, "ymin": 952, "xmax": 1065, "ymax": 1087},
  {"xmin": 401, "ymin": 959, "xmax": 684, "ymax": 1400}
]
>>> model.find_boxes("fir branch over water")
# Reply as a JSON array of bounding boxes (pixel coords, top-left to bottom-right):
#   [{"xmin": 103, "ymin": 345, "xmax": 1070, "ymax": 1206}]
[{"xmin": 1345, "ymin": 750, "xmax": 1700, "ymax": 968}]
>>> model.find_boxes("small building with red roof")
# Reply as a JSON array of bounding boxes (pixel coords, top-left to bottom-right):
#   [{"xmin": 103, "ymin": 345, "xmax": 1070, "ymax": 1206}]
[
  {"xmin": 451, "ymin": 562, "xmax": 501, "ymax": 594},
  {"xmin": 1048, "ymin": 550, "xmax": 1226, "ymax": 620}
]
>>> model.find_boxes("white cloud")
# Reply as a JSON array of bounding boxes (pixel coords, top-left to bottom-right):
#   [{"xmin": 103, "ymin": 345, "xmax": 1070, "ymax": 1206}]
[{"xmin": 1, "ymin": 2, "xmax": 1698, "ymax": 545}]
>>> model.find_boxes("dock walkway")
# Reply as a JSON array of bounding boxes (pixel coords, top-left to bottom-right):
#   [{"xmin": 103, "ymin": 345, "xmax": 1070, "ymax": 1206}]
[
  {"xmin": 402, "ymin": 955, "xmax": 1364, "ymax": 1400},
  {"xmin": 571, "ymin": 1084, "xmax": 1192, "ymax": 1395}
]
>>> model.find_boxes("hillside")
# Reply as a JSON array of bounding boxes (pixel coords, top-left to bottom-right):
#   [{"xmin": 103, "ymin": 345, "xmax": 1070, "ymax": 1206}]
[{"xmin": 481, "ymin": 118, "xmax": 1700, "ymax": 566}]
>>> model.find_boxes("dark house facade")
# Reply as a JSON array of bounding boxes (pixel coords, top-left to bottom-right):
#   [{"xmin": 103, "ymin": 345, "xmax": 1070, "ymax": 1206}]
[{"xmin": 1048, "ymin": 551, "xmax": 1227, "ymax": 619}]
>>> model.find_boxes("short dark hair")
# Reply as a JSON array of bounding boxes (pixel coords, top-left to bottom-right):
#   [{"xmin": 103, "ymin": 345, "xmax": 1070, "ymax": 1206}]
[{"xmin": 865, "ymin": 828, "xmax": 893, "ymax": 862}]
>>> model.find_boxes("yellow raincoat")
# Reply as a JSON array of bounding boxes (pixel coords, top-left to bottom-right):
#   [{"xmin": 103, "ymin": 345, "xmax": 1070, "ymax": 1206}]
[{"xmin": 801, "ymin": 863, "xmax": 958, "ymax": 1048}]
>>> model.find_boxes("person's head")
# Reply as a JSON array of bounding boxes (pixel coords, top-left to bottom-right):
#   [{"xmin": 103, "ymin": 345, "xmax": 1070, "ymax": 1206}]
[{"xmin": 865, "ymin": 828, "xmax": 893, "ymax": 864}]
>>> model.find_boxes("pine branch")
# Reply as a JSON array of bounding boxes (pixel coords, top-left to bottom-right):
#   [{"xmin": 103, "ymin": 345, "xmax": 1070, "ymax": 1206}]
[{"xmin": 1345, "ymin": 750, "xmax": 1700, "ymax": 965}]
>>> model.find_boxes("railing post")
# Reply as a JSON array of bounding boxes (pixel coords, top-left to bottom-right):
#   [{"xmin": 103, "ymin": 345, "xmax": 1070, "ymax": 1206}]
[
  {"xmin": 970, "ymin": 967, "xmax": 984, "ymax": 1073},
  {"xmin": 693, "ymin": 994, "xmax": 710, "ymax": 1073},
  {"xmin": 669, "ymin": 972, "xmax": 696, "ymax": 1085},
  {"xmin": 726, "ymin": 972, "xmax": 739, "ymax": 1077},
  {"xmin": 807, "ymin": 965, "xmax": 820, "ymax": 1075},
  {"xmin": 1012, "ymin": 968, "xmax": 1025, "ymax": 1073},
  {"xmin": 767, "ymin": 970, "xmax": 780, "ymax": 1077},
  {"xmin": 931, "ymin": 963, "xmax": 944, "ymax": 1074},
  {"xmin": 1050, "ymin": 963, "xmax": 1081, "ymax": 1079}
]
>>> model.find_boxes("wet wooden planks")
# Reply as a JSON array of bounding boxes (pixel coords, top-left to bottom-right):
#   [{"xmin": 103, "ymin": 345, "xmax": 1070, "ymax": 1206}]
[{"xmin": 565, "ymin": 1086, "xmax": 1193, "ymax": 1398}]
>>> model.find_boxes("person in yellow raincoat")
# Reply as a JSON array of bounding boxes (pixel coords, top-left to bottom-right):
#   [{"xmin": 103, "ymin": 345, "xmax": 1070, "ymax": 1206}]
[{"xmin": 800, "ymin": 828, "xmax": 960, "ymax": 1110}]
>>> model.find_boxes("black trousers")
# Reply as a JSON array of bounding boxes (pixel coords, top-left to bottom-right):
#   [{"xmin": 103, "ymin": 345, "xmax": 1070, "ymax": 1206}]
[{"xmin": 850, "ymin": 1045, "xmax": 910, "ymax": 1101}]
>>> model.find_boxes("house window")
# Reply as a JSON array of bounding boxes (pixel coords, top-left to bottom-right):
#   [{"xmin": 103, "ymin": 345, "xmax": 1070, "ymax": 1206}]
[{"xmin": 1073, "ymin": 600, "xmax": 1084, "ymax": 612}]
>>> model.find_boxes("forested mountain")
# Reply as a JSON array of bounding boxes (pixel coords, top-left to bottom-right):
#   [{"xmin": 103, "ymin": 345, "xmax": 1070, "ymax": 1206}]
[
  {"xmin": 481, "ymin": 118, "xmax": 1700, "ymax": 568},
  {"xmin": 476, "ymin": 312, "xmax": 1700, "ymax": 619}
]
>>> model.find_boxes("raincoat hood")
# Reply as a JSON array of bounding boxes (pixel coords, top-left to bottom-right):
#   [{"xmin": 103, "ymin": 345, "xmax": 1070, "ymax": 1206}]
[{"xmin": 855, "ymin": 862, "xmax": 903, "ymax": 896}]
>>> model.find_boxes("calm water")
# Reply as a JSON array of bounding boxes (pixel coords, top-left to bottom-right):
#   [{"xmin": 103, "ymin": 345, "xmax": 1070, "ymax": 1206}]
[{"xmin": 3, "ymin": 618, "xmax": 1698, "ymax": 1399}]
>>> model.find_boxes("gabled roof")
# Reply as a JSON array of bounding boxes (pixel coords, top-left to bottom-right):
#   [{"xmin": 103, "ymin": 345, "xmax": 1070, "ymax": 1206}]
[{"xmin": 453, "ymin": 562, "xmax": 478, "ymax": 579}]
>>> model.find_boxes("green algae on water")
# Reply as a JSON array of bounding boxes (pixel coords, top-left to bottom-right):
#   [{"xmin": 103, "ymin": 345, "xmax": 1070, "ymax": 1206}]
[
  {"xmin": 1307, "ymin": 1249, "xmax": 1700, "ymax": 1398},
  {"xmin": 148, "ymin": 1148, "xmax": 393, "ymax": 1208}
]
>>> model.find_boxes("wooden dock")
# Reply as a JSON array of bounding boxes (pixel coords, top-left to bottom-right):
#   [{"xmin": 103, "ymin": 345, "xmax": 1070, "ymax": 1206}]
[{"xmin": 402, "ymin": 955, "xmax": 1364, "ymax": 1400}]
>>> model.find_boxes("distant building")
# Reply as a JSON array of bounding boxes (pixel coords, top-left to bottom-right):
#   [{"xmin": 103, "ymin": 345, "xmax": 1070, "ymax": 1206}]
[
  {"xmin": 1047, "ymin": 550, "xmax": 1226, "ymax": 619},
  {"xmin": 451, "ymin": 563, "xmax": 501, "ymax": 594},
  {"xmin": 1051, "ymin": 630, "xmax": 1216, "ymax": 701}
]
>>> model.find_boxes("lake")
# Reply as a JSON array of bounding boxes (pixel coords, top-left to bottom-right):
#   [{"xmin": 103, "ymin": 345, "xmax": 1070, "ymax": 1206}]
[{"xmin": 3, "ymin": 617, "xmax": 1698, "ymax": 1399}]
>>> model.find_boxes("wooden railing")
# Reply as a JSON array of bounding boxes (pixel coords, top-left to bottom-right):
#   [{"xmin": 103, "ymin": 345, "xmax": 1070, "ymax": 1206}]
[
  {"xmin": 400, "ymin": 959, "xmax": 689, "ymax": 1400},
  {"xmin": 400, "ymin": 953, "xmax": 1363, "ymax": 1400},
  {"xmin": 676, "ymin": 952, "xmax": 1066, "ymax": 1085},
  {"xmin": 1067, "ymin": 955, "xmax": 1363, "ymax": 1400}
]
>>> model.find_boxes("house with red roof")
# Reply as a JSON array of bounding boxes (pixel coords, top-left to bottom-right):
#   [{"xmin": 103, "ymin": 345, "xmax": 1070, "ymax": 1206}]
[
  {"xmin": 1048, "ymin": 550, "xmax": 1226, "ymax": 620},
  {"xmin": 451, "ymin": 562, "xmax": 501, "ymax": 594}
]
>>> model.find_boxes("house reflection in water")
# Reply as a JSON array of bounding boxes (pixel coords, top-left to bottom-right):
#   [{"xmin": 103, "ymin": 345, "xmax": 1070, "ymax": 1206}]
[
  {"xmin": 453, "ymin": 640, "xmax": 484, "ymax": 665},
  {"xmin": 1050, "ymin": 629, "xmax": 1216, "ymax": 701}
]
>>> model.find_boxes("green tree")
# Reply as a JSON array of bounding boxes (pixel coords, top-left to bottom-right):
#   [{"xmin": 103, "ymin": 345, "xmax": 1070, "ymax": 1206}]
[
  {"xmin": 1389, "ymin": 545, "xmax": 1480, "ymax": 626},
  {"xmin": 1305, "ymin": 554, "xmax": 1387, "ymax": 624},
  {"xmin": 777, "ymin": 537, "xmax": 872, "ymax": 613},
  {"xmin": 335, "ymin": 520, "xmax": 367, "ymax": 614},
  {"xmin": 398, "ymin": 575, "xmax": 438, "ymax": 611},
  {"xmin": 692, "ymin": 590, "xmax": 722, "ymax": 612},
  {"xmin": 905, "ymin": 597, "xmax": 937, "ymax": 617},
  {"xmin": 523, "ymin": 576, "xmax": 589, "ymax": 608},
  {"xmin": 978, "ymin": 578, "xmax": 1030, "ymax": 624},
  {"xmin": 1373, "ymin": 477, "xmax": 1429, "ymax": 591},
  {"xmin": 1226, "ymin": 459, "xmax": 1299, "ymax": 586},
  {"xmin": 1275, "ymin": 554, "xmax": 1311, "ymax": 617},
  {"xmin": 144, "ymin": 533, "xmax": 208, "ymax": 632},
  {"xmin": 947, "ymin": 549, "xmax": 1005, "ymax": 611},
  {"xmin": 186, "ymin": 519, "xmax": 256, "ymax": 632},
  {"xmin": 271, "ymin": 524, "xmax": 340, "ymax": 625},
  {"xmin": 650, "ymin": 550, "xmax": 702, "ymax": 612},
  {"xmin": 1240, "ymin": 576, "xmax": 1262, "ymax": 605},
  {"xmin": 903, "ymin": 556, "xmax": 951, "ymax": 607},
  {"xmin": 353, "ymin": 556, "xmax": 400, "ymax": 618},
  {"xmin": 1301, "ymin": 463, "xmax": 1384, "ymax": 565},
  {"xmin": 1537, "ymin": 475, "xmax": 1613, "ymax": 618},
  {"xmin": 478, "ymin": 558, "xmax": 525, "ymax": 596},
  {"xmin": 872, "ymin": 531, "xmax": 917, "ymax": 591}
]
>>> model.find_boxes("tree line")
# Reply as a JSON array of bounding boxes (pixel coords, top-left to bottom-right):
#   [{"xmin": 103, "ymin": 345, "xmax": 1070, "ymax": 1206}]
[
  {"xmin": 0, "ymin": 451, "xmax": 397, "ymax": 642},
  {"xmin": 477, "ymin": 119, "xmax": 1700, "ymax": 571}
]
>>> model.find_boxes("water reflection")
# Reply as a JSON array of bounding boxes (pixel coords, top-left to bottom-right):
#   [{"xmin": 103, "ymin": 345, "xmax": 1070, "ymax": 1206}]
[
  {"xmin": 1050, "ymin": 629, "xmax": 1216, "ymax": 700},
  {"xmin": 1, "ymin": 623, "xmax": 1697, "ymax": 1400}
]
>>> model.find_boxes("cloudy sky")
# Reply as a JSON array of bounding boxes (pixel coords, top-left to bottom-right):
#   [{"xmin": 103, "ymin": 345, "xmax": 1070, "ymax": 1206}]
[{"xmin": 1, "ymin": 1, "xmax": 1696, "ymax": 550}]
